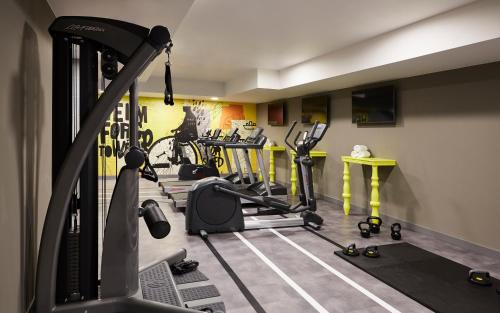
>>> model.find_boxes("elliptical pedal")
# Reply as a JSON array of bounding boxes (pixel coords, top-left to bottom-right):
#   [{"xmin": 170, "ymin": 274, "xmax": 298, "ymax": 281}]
[
  {"xmin": 301, "ymin": 211, "xmax": 323, "ymax": 229},
  {"xmin": 262, "ymin": 196, "xmax": 290, "ymax": 210}
]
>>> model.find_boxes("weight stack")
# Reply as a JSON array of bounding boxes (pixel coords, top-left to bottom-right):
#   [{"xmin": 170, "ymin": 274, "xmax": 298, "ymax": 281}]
[{"xmin": 66, "ymin": 227, "xmax": 80, "ymax": 302}]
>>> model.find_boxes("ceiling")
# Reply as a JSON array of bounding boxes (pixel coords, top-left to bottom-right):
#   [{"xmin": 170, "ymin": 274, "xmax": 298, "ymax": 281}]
[
  {"xmin": 46, "ymin": 0, "xmax": 500, "ymax": 103},
  {"xmin": 46, "ymin": 0, "xmax": 195, "ymax": 32},
  {"xmin": 167, "ymin": 0, "xmax": 475, "ymax": 82}
]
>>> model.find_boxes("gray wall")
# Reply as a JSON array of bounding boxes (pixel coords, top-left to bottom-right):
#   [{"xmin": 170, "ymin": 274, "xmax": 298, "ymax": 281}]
[
  {"xmin": 257, "ymin": 62, "xmax": 500, "ymax": 252},
  {"xmin": 0, "ymin": 0, "xmax": 54, "ymax": 312}
]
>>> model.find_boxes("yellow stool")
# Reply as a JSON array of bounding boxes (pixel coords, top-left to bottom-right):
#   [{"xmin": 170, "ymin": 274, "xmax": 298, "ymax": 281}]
[
  {"xmin": 290, "ymin": 150, "xmax": 327, "ymax": 195},
  {"xmin": 258, "ymin": 145, "xmax": 286, "ymax": 183},
  {"xmin": 341, "ymin": 156, "xmax": 396, "ymax": 217}
]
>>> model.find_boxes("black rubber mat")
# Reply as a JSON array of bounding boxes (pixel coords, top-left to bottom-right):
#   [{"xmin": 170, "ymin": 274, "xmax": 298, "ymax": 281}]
[
  {"xmin": 173, "ymin": 269, "xmax": 209, "ymax": 285},
  {"xmin": 139, "ymin": 261, "xmax": 182, "ymax": 306},
  {"xmin": 180, "ymin": 285, "xmax": 220, "ymax": 302},
  {"xmin": 190, "ymin": 301, "xmax": 226, "ymax": 312},
  {"xmin": 335, "ymin": 242, "xmax": 500, "ymax": 313}
]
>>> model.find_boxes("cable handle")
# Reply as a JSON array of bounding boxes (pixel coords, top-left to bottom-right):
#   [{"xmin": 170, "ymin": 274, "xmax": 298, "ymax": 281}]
[
  {"xmin": 164, "ymin": 42, "xmax": 174, "ymax": 105},
  {"xmin": 140, "ymin": 150, "xmax": 159, "ymax": 182}
]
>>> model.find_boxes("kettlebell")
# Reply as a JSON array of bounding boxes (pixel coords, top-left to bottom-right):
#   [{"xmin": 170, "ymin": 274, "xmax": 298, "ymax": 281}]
[
  {"xmin": 391, "ymin": 223, "xmax": 402, "ymax": 240},
  {"xmin": 366, "ymin": 216, "xmax": 382, "ymax": 234},
  {"xmin": 358, "ymin": 221, "xmax": 371, "ymax": 238}
]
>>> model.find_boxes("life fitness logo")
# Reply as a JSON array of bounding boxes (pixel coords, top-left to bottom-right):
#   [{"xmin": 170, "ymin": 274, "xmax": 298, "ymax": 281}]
[{"xmin": 65, "ymin": 24, "xmax": 105, "ymax": 32}]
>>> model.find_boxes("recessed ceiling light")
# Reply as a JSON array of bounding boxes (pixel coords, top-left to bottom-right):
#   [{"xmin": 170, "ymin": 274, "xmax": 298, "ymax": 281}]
[{"xmin": 210, "ymin": 97, "xmax": 219, "ymax": 101}]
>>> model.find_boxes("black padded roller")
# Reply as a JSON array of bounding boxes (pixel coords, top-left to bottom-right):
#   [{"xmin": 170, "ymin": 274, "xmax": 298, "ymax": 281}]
[
  {"xmin": 124, "ymin": 146, "xmax": 145, "ymax": 169},
  {"xmin": 148, "ymin": 26, "xmax": 171, "ymax": 49},
  {"xmin": 141, "ymin": 199, "xmax": 170, "ymax": 239}
]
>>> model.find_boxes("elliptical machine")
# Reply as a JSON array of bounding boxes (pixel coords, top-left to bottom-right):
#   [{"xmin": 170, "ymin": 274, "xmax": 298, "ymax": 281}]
[{"xmin": 185, "ymin": 121, "xmax": 327, "ymax": 236}]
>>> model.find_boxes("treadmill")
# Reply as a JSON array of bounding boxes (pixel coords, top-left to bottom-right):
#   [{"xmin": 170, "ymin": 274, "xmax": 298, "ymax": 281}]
[
  {"xmin": 168, "ymin": 127, "xmax": 269, "ymax": 208},
  {"xmin": 164, "ymin": 128, "xmax": 242, "ymax": 207},
  {"xmin": 226, "ymin": 133, "xmax": 287, "ymax": 199},
  {"xmin": 207, "ymin": 127, "xmax": 246, "ymax": 184},
  {"xmin": 223, "ymin": 127, "xmax": 263, "ymax": 186}
]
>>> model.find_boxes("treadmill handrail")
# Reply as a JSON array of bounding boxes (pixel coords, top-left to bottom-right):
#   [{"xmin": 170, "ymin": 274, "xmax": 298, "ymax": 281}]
[
  {"xmin": 225, "ymin": 142, "xmax": 265, "ymax": 149},
  {"xmin": 209, "ymin": 134, "xmax": 241, "ymax": 146},
  {"xmin": 225, "ymin": 133, "xmax": 266, "ymax": 149}
]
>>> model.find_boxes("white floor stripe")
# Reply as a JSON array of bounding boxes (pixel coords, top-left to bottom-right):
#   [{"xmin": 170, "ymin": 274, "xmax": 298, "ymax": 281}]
[
  {"xmin": 233, "ymin": 232, "xmax": 329, "ymax": 313},
  {"xmin": 270, "ymin": 229, "xmax": 401, "ymax": 313},
  {"xmin": 241, "ymin": 209, "xmax": 400, "ymax": 312}
]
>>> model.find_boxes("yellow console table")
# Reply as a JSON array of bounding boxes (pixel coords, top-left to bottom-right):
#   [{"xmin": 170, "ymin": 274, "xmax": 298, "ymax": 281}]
[
  {"xmin": 290, "ymin": 150, "xmax": 327, "ymax": 195},
  {"xmin": 341, "ymin": 156, "xmax": 397, "ymax": 217},
  {"xmin": 258, "ymin": 145, "xmax": 286, "ymax": 183}
]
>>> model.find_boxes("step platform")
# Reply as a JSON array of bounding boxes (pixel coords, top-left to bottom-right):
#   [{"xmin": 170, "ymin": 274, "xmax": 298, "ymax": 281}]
[{"xmin": 139, "ymin": 259, "xmax": 225, "ymax": 312}]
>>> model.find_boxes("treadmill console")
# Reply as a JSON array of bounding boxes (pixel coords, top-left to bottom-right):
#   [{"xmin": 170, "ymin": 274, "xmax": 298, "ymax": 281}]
[
  {"xmin": 211, "ymin": 128, "xmax": 221, "ymax": 139},
  {"xmin": 245, "ymin": 127, "xmax": 264, "ymax": 143},
  {"xmin": 223, "ymin": 128, "xmax": 238, "ymax": 141}
]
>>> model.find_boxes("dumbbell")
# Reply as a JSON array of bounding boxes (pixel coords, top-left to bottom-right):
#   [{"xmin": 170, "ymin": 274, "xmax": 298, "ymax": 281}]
[
  {"xmin": 363, "ymin": 245, "xmax": 380, "ymax": 258},
  {"xmin": 342, "ymin": 243, "xmax": 360, "ymax": 257},
  {"xmin": 391, "ymin": 223, "xmax": 402, "ymax": 240},
  {"xmin": 468, "ymin": 270, "xmax": 492, "ymax": 286}
]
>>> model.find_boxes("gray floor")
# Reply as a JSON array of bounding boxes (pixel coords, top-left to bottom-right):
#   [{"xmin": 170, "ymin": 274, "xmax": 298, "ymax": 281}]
[{"xmin": 98, "ymin": 179, "xmax": 500, "ymax": 313}]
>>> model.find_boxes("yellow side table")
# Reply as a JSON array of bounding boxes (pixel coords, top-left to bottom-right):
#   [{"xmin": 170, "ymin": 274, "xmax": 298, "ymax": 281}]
[
  {"xmin": 341, "ymin": 156, "xmax": 397, "ymax": 217},
  {"xmin": 259, "ymin": 145, "xmax": 286, "ymax": 183},
  {"xmin": 290, "ymin": 150, "xmax": 327, "ymax": 195}
]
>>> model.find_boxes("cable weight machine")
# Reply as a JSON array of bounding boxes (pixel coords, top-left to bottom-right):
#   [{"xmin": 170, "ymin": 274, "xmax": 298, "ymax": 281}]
[{"xmin": 34, "ymin": 16, "xmax": 204, "ymax": 313}]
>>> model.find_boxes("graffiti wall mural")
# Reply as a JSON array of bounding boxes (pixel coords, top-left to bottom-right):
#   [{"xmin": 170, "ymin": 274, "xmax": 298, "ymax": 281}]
[{"xmin": 98, "ymin": 97, "xmax": 257, "ymax": 176}]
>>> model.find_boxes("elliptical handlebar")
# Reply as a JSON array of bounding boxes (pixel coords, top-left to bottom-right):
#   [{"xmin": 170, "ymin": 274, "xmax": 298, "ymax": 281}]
[
  {"xmin": 285, "ymin": 121, "xmax": 298, "ymax": 153},
  {"xmin": 293, "ymin": 131, "xmax": 302, "ymax": 147},
  {"xmin": 305, "ymin": 121, "xmax": 319, "ymax": 145},
  {"xmin": 306, "ymin": 121, "xmax": 328, "ymax": 151}
]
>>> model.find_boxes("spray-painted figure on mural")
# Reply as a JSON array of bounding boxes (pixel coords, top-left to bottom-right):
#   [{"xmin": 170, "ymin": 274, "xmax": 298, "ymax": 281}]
[
  {"xmin": 148, "ymin": 105, "xmax": 203, "ymax": 176},
  {"xmin": 171, "ymin": 106, "xmax": 198, "ymax": 142},
  {"xmin": 193, "ymin": 104, "xmax": 210, "ymax": 137}
]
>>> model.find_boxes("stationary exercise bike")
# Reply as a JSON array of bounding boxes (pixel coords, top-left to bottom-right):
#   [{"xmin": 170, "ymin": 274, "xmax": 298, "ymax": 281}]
[
  {"xmin": 185, "ymin": 121, "xmax": 327, "ymax": 236},
  {"xmin": 177, "ymin": 129, "xmax": 222, "ymax": 180}
]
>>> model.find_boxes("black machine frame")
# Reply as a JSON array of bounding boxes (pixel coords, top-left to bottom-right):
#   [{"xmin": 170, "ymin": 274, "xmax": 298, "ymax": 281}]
[
  {"xmin": 52, "ymin": 21, "xmax": 100, "ymax": 304},
  {"xmin": 34, "ymin": 16, "xmax": 199, "ymax": 313}
]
